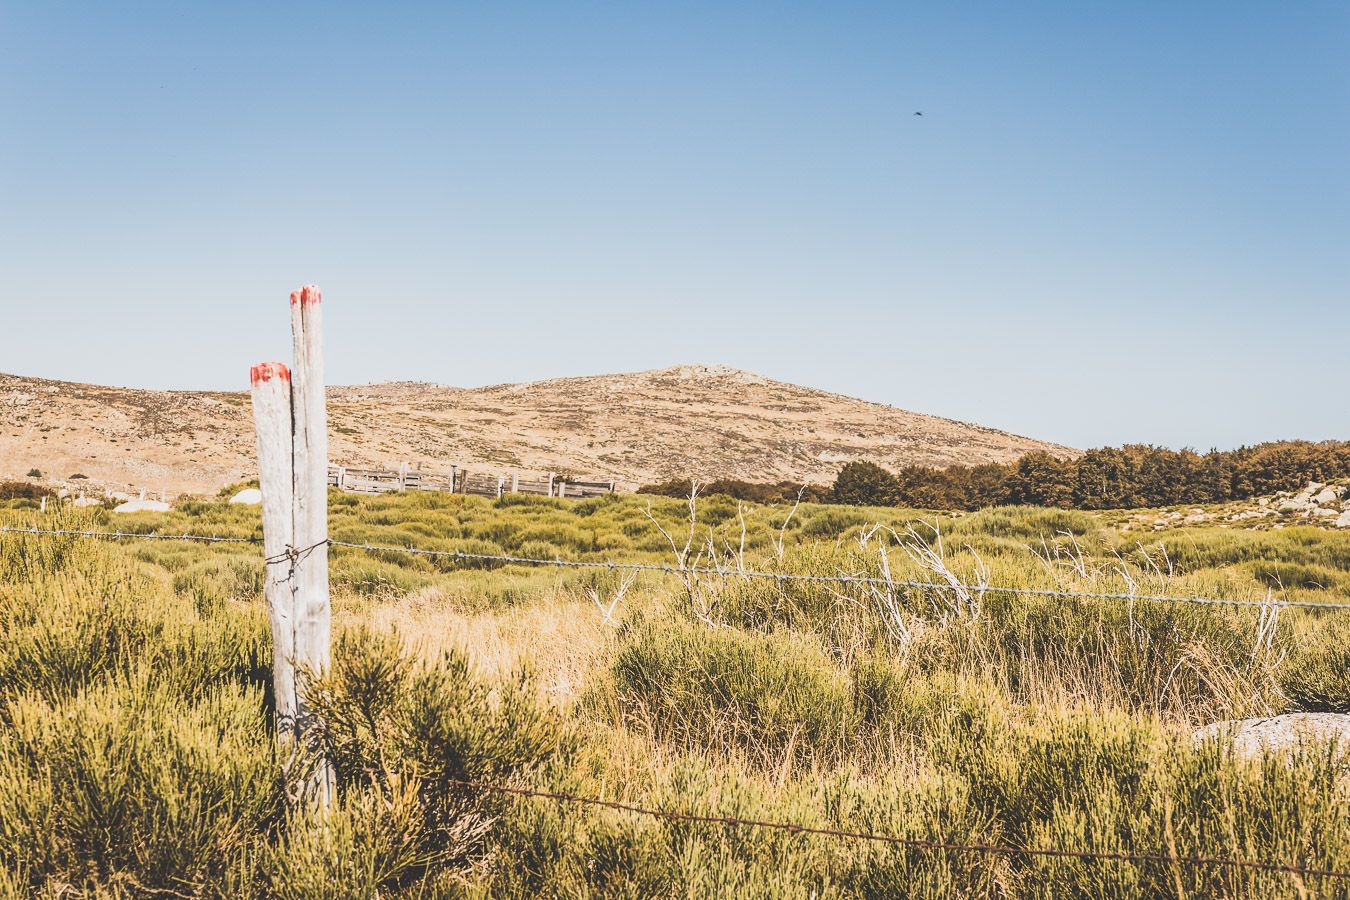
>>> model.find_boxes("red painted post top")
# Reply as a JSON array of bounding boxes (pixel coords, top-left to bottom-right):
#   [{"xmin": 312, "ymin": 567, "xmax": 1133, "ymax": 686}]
[
  {"xmin": 289, "ymin": 284, "xmax": 322, "ymax": 306},
  {"xmin": 250, "ymin": 362, "xmax": 291, "ymax": 385}
]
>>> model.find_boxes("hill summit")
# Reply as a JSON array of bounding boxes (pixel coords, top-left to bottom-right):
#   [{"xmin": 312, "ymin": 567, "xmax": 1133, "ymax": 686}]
[{"xmin": 0, "ymin": 366, "xmax": 1074, "ymax": 497}]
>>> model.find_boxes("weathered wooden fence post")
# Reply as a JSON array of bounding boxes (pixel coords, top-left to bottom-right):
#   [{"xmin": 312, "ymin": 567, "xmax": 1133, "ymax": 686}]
[
  {"xmin": 250, "ymin": 361, "xmax": 298, "ymax": 747},
  {"xmin": 289, "ymin": 284, "xmax": 334, "ymax": 807},
  {"xmin": 250, "ymin": 284, "xmax": 333, "ymax": 810}
]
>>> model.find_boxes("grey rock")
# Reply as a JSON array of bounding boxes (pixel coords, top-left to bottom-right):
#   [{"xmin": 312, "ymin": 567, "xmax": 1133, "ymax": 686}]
[{"xmin": 1193, "ymin": 713, "xmax": 1350, "ymax": 758}]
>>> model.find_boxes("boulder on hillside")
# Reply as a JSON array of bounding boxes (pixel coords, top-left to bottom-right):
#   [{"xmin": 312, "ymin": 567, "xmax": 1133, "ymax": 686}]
[
  {"xmin": 228, "ymin": 488, "xmax": 263, "ymax": 505},
  {"xmin": 1272, "ymin": 482, "xmax": 1346, "ymax": 518},
  {"xmin": 1314, "ymin": 487, "xmax": 1342, "ymax": 506},
  {"xmin": 1193, "ymin": 713, "xmax": 1350, "ymax": 758}
]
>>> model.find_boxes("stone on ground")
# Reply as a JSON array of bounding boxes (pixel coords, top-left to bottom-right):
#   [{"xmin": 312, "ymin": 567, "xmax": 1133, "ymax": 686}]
[
  {"xmin": 1193, "ymin": 713, "xmax": 1350, "ymax": 758},
  {"xmin": 112, "ymin": 499, "xmax": 171, "ymax": 513}
]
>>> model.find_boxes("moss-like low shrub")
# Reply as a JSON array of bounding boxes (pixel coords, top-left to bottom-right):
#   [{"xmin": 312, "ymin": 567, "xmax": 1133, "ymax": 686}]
[{"xmin": 607, "ymin": 617, "xmax": 856, "ymax": 761}]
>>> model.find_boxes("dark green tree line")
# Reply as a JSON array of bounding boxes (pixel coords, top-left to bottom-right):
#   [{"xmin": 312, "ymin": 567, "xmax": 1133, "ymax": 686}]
[{"xmin": 831, "ymin": 441, "xmax": 1350, "ymax": 510}]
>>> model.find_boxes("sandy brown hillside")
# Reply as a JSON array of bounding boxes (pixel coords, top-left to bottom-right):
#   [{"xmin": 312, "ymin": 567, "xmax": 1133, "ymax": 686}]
[{"xmin": 0, "ymin": 365, "xmax": 1074, "ymax": 497}]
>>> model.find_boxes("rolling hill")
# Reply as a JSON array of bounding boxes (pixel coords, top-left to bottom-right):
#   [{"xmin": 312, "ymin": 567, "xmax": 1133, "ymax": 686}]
[{"xmin": 0, "ymin": 364, "xmax": 1074, "ymax": 497}]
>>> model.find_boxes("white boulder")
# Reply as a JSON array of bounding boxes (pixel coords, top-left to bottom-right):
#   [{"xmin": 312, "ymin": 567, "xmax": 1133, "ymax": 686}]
[
  {"xmin": 112, "ymin": 499, "xmax": 170, "ymax": 513},
  {"xmin": 1194, "ymin": 713, "xmax": 1350, "ymax": 758},
  {"xmin": 228, "ymin": 488, "xmax": 263, "ymax": 505}
]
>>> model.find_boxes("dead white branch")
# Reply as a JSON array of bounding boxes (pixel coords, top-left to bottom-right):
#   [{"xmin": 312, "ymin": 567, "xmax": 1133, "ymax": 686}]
[{"xmin": 587, "ymin": 571, "xmax": 636, "ymax": 627}]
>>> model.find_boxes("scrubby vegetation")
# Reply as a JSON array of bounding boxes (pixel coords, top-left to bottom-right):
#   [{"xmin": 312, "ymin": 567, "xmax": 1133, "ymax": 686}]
[
  {"xmin": 640, "ymin": 478, "xmax": 831, "ymax": 505},
  {"xmin": 833, "ymin": 440, "xmax": 1350, "ymax": 510},
  {"xmin": 3, "ymin": 490, "xmax": 1350, "ymax": 896},
  {"xmin": 0, "ymin": 480, "xmax": 53, "ymax": 502}
]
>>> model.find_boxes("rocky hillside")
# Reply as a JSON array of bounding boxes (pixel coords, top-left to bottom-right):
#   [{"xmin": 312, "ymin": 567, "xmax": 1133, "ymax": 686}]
[
  {"xmin": 0, "ymin": 365, "xmax": 1074, "ymax": 497},
  {"xmin": 1122, "ymin": 482, "xmax": 1350, "ymax": 531}
]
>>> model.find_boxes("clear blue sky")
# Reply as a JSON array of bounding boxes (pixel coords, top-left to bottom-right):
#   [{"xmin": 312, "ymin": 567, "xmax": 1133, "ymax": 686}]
[{"xmin": 3, "ymin": 2, "xmax": 1346, "ymax": 451}]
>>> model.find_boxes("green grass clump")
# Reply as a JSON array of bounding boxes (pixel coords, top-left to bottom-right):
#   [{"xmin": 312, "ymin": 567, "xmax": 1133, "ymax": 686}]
[
  {"xmin": 0, "ymin": 676, "xmax": 280, "ymax": 896},
  {"xmin": 607, "ymin": 616, "xmax": 855, "ymax": 763}
]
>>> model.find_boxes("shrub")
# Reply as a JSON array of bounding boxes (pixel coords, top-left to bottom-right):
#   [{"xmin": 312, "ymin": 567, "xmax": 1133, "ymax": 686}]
[
  {"xmin": 1251, "ymin": 560, "xmax": 1338, "ymax": 591},
  {"xmin": 173, "ymin": 554, "xmax": 266, "ymax": 613},
  {"xmin": 832, "ymin": 461, "xmax": 898, "ymax": 506},
  {"xmin": 516, "ymin": 539, "xmax": 565, "ymax": 561},
  {"xmin": 0, "ymin": 530, "xmax": 268, "ymax": 704},
  {"xmin": 606, "ymin": 617, "xmax": 856, "ymax": 762},
  {"xmin": 0, "ymin": 677, "xmax": 280, "ymax": 896},
  {"xmin": 639, "ymin": 479, "xmax": 829, "ymax": 505},
  {"xmin": 266, "ymin": 782, "xmax": 423, "ymax": 900},
  {"xmin": 306, "ymin": 629, "xmax": 567, "ymax": 887},
  {"xmin": 0, "ymin": 481, "xmax": 52, "ymax": 501},
  {"xmin": 514, "ymin": 522, "xmax": 592, "ymax": 554},
  {"xmin": 331, "ymin": 557, "xmax": 432, "ymax": 597}
]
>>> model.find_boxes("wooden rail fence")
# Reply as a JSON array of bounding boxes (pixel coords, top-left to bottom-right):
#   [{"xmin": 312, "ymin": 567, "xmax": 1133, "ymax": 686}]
[{"xmin": 328, "ymin": 462, "xmax": 614, "ymax": 499}]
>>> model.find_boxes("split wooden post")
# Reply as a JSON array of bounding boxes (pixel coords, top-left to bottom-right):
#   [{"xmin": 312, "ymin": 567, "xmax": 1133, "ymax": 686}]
[
  {"xmin": 250, "ymin": 361, "xmax": 298, "ymax": 747},
  {"xmin": 250, "ymin": 284, "xmax": 334, "ymax": 810},
  {"xmin": 289, "ymin": 284, "xmax": 334, "ymax": 807}
]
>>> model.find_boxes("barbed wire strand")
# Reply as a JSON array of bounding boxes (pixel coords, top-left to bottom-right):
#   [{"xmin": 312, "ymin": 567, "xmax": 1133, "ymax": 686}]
[
  {"xmin": 0, "ymin": 525, "xmax": 258, "ymax": 544},
  {"xmin": 4, "ymin": 526, "xmax": 1350, "ymax": 611},
  {"xmin": 450, "ymin": 777, "xmax": 1350, "ymax": 881},
  {"xmin": 265, "ymin": 538, "xmax": 334, "ymax": 568},
  {"xmin": 328, "ymin": 540, "xmax": 1350, "ymax": 611}
]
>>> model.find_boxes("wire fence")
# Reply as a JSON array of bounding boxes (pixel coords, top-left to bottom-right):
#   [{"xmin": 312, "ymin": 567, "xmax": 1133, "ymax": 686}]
[
  {"xmin": 5, "ymin": 522, "xmax": 1350, "ymax": 882},
  {"xmin": 3, "ymin": 524, "xmax": 1349, "ymax": 611},
  {"xmin": 448, "ymin": 776, "xmax": 1350, "ymax": 882}
]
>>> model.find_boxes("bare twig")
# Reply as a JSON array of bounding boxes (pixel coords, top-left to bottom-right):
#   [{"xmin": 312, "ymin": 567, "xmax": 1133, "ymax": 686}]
[
  {"xmin": 772, "ymin": 486, "xmax": 807, "ymax": 561},
  {"xmin": 586, "ymin": 572, "xmax": 636, "ymax": 627}
]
